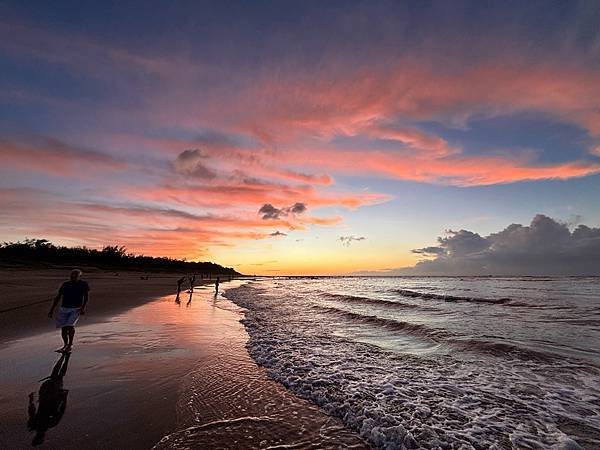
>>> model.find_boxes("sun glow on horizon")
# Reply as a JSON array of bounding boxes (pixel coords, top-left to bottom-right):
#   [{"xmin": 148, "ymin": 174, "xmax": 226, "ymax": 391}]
[{"xmin": 1, "ymin": 1, "xmax": 599, "ymax": 275}]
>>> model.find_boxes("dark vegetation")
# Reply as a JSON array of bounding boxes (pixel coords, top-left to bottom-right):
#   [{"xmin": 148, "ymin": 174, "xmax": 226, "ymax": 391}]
[{"xmin": 0, "ymin": 239, "xmax": 240, "ymax": 275}]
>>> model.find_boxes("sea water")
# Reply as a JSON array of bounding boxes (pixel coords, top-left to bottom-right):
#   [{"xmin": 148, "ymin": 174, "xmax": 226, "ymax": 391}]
[{"xmin": 226, "ymin": 277, "xmax": 600, "ymax": 449}]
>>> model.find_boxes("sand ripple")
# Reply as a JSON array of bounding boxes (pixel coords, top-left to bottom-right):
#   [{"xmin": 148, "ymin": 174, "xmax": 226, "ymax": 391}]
[{"xmin": 155, "ymin": 292, "xmax": 367, "ymax": 449}]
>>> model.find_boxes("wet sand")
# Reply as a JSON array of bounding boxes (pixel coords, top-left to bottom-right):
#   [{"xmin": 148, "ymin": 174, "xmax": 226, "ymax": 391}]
[
  {"xmin": 0, "ymin": 281, "xmax": 367, "ymax": 449},
  {"xmin": 0, "ymin": 269, "xmax": 198, "ymax": 344}
]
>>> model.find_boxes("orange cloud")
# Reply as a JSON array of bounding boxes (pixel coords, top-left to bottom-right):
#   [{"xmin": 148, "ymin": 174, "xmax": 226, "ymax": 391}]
[{"xmin": 0, "ymin": 187, "xmax": 350, "ymax": 260}]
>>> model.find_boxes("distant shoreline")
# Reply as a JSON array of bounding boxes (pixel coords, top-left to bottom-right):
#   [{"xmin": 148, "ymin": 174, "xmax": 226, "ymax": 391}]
[{"xmin": 0, "ymin": 239, "xmax": 241, "ymax": 276}]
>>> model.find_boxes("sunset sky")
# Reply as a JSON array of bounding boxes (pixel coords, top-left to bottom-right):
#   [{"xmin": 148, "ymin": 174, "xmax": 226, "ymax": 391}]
[{"xmin": 1, "ymin": 1, "xmax": 600, "ymax": 275}]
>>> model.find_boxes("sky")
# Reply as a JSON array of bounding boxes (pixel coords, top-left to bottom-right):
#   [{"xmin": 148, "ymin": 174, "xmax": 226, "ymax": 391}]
[{"xmin": 1, "ymin": 0, "xmax": 600, "ymax": 275}]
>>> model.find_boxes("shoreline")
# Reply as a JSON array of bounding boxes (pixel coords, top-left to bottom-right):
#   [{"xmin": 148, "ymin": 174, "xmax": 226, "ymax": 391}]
[
  {"xmin": 0, "ymin": 278, "xmax": 367, "ymax": 449},
  {"xmin": 155, "ymin": 284, "xmax": 367, "ymax": 449}
]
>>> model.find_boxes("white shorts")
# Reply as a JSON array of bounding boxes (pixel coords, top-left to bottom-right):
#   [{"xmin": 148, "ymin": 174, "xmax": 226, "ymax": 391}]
[{"xmin": 56, "ymin": 306, "xmax": 81, "ymax": 328}]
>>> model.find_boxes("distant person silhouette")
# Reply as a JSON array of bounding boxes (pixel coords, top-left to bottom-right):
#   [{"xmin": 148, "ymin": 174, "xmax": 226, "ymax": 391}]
[
  {"xmin": 176, "ymin": 276, "xmax": 185, "ymax": 302},
  {"xmin": 189, "ymin": 274, "xmax": 196, "ymax": 293},
  {"xmin": 48, "ymin": 269, "xmax": 89, "ymax": 353},
  {"xmin": 28, "ymin": 352, "xmax": 71, "ymax": 446},
  {"xmin": 215, "ymin": 277, "xmax": 220, "ymax": 296}
]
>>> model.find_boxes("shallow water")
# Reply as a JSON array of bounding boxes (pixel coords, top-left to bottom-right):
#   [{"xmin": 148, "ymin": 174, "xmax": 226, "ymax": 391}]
[
  {"xmin": 0, "ymin": 286, "xmax": 224, "ymax": 449},
  {"xmin": 226, "ymin": 277, "xmax": 600, "ymax": 449},
  {"xmin": 0, "ymin": 281, "xmax": 366, "ymax": 449},
  {"xmin": 156, "ymin": 286, "xmax": 367, "ymax": 449}
]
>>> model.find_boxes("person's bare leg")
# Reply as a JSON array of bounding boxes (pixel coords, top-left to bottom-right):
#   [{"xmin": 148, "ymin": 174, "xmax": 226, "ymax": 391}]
[
  {"xmin": 65, "ymin": 326, "xmax": 75, "ymax": 351},
  {"xmin": 61, "ymin": 327, "xmax": 69, "ymax": 348}
]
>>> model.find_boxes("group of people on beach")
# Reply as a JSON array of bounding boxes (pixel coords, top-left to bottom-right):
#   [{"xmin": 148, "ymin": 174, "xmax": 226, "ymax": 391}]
[
  {"xmin": 33, "ymin": 269, "xmax": 229, "ymax": 445},
  {"xmin": 176, "ymin": 274, "xmax": 220, "ymax": 302},
  {"xmin": 47, "ymin": 269, "xmax": 225, "ymax": 353}
]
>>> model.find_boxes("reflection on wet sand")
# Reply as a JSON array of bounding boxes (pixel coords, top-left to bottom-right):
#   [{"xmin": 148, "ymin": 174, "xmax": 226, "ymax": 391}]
[
  {"xmin": 1, "ymin": 281, "xmax": 365, "ymax": 449},
  {"xmin": 155, "ymin": 290, "xmax": 368, "ymax": 449},
  {"xmin": 28, "ymin": 352, "xmax": 71, "ymax": 446}
]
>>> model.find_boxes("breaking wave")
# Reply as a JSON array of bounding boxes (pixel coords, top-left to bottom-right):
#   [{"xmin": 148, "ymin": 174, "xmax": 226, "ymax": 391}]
[
  {"xmin": 226, "ymin": 277, "xmax": 600, "ymax": 449},
  {"xmin": 393, "ymin": 289, "xmax": 512, "ymax": 304}
]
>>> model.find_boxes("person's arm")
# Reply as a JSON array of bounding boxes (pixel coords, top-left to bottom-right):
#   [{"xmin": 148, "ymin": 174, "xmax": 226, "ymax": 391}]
[
  {"xmin": 80, "ymin": 283, "xmax": 89, "ymax": 314},
  {"xmin": 48, "ymin": 285, "xmax": 63, "ymax": 318}
]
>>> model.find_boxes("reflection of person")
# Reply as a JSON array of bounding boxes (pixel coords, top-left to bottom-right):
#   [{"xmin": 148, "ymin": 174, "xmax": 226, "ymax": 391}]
[
  {"xmin": 215, "ymin": 277, "xmax": 220, "ymax": 296},
  {"xmin": 28, "ymin": 352, "xmax": 71, "ymax": 446},
  {"xmin": 48, "ymin": 269, "xmax": 89, "ymax": 353}
]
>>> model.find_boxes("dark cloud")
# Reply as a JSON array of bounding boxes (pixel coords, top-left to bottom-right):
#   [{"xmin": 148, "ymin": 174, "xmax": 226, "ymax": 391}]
[
  {"xmin": 290, "ymin": 202, "xmax": 307, "ymax": 214},
  {"xmin": 339, "ymin": 235, "xmax": 366, "ymax": 247},
  {"xmin": 173, "ymin": 149, "xmax": 217, "ymax": 179},
  {"xmin": 269, "ymin": 231, "xmax": 287, "ymax": 237},
  {"xmin": 259, "ymin": 204, "xmax": 281, "ymax": 220},
  {"xmin": 413, "ymin": 229, "xmax": 488, "ymax": 257},
  {"xmin": 407, "ymin": 214, "xmax": 600, "ymax": 275},
  {"xmin": 412, "ymin": 246, "xmax": 445, "ymax": 255},
  {"xmin": 258, "ymin": 202, "xmax": 307, "ymax": 220}
]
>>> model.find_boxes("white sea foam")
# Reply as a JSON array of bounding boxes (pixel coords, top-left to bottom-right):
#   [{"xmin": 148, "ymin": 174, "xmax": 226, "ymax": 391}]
[{"xmin": 226, "ymin": 278, "xmax": 600, "ymax": 449}]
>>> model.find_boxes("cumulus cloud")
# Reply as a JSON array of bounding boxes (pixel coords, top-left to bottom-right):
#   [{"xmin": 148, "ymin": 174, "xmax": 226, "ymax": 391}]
[
  {"xmin": 406, "ymin": 215, "xmax": 600, "ymax": 275},
  {"xmin": 259, "ymin": 202, "xmax": 307, "ymax": 220},
  {"xmin": 339, "ymin": 235, "xmax": 366, "ymax": 247},
  {"xmin": 411, "ymin": 246, "xmax": 445, "ymax": 255}
]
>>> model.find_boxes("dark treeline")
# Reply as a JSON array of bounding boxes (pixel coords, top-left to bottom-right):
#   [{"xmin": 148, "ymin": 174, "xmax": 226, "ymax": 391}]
[{"xmin": 0, "ymin": 239, "xmax": 240, "ymax": 275}]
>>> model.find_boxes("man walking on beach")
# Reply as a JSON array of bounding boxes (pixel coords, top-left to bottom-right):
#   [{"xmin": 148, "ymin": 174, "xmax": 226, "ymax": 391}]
[
  {"xmin": 48, "ymin": 269, "xmax": 89, "ymax": 353},
  {"xmin": 215, "ymin": 276, "xmax": 220, "ymax": 296}
]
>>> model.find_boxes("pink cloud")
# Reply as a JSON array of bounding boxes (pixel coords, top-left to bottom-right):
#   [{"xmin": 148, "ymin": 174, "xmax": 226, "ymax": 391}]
[
  {"xmin": 116, "ymin": 58, "xmax": 600, "ymax": 187},
  {"xmin": 273, "ymin": 147, "xmax": 600, "ymax": 187},
  {"xmin": 3, "ymin": 20, "xmax": 600, "ymax": 263},
  {"xmin": 0, "ymin": 187, "xmax": 349, "ymax": 258},
  {"xmin": 126, "ymin": 178, "xmax": 388, "ymax": 209},
  {"xmin": 0, "ymin": 137, "xmax": 125, "ymax": 176},
  {"xmin": 236, "ymin": 61, "xmax": 600, "ymax": 137}
]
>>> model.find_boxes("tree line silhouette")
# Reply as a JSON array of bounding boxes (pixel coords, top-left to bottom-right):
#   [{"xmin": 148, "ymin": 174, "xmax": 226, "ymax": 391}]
[{"xmin": 0, "ymin": 239, "xmax": 239, "ymax": 275}]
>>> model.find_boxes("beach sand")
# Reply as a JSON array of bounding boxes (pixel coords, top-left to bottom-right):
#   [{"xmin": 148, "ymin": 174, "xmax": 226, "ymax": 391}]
[
  {"xmin": 0, "ymin": 269, "xmax": 190, "ymax": 344},
  {"xmin": 0, "ymin": 274, "xmax": 367, "ymax": 449}
]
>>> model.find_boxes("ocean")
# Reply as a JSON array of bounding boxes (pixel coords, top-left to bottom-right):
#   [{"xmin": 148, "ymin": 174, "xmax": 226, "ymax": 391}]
[{"xmin": 226, "ymin": 277, "xmax": 600, "ymax": 449}]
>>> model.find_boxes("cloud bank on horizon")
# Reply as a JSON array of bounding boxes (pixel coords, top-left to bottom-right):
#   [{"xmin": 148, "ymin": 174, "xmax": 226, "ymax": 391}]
[
  {"xmin": 0, "ymin": 1, "xmax": 599, "ymax": 271},
  {"xmin": 358, "ymin": 215, "xmax": 600, "ymax": 276}
]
